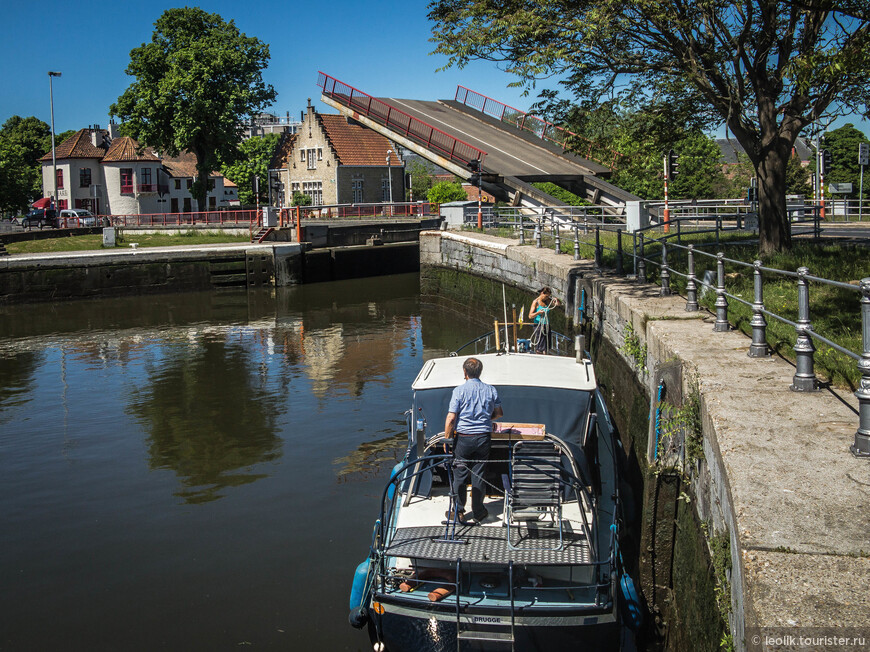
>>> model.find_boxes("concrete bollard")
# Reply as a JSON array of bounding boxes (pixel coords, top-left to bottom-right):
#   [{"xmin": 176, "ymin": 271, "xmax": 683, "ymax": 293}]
[
  {"xmin": 554, "ymin": 222, "xmax": 561, "ymax": 254},
  {"xmin": 791, "ymin": 267, "xmax": 818, "ymax": 391},
  {"xmin": 748, "ymin": 260, "xmax": 770, "ymax": 357},
  {"xmin": 518, "ymin": 214, "xmax": 525, "ymax": 245},
  {"xmin": 713, "ymin": 253, "xmax": 730, "ymax": 332},
  {"xmin": 851, "ymin": 278, "xmax": 870, "ymax": 457},
  {"xmin": 573, "ymin": 226, "xmax": 580, "ymax": 261},
  {"xmin": 685, "ymin": 245, "xmax": 699, "ymax": 311},
  {"xmin": 535, "ymin": 222, "xmax": 542, "ymax": 248}
]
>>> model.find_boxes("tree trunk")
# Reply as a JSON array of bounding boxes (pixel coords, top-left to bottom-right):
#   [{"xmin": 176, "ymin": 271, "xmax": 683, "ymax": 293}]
[{"xmin": 755, "ymin": 144, "xmax": 792, "ymax": 254}]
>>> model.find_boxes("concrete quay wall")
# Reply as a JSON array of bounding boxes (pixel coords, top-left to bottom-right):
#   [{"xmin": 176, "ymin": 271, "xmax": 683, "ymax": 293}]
[{"xmin": 421, "ymin": 230, "xmax": 869, "ymax": 651}]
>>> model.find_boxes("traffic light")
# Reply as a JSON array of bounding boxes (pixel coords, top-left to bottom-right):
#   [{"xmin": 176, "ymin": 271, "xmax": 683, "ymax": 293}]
[
  {"xmin": 820, "ymin": 149, "xmax": 833, "ymax": 175},
  {"xmin": 467, "ymin": 158, "xmax": 481, "ymax": 186},
  {"xmin": 664, "ymin": 149, "xmax": 679, "ymax": 180}
]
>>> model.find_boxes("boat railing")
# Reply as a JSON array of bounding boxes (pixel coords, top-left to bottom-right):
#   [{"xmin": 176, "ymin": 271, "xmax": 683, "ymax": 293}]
[{"xmin": 453, "ymin": 329, "xmax": 575, "ymax": 356}]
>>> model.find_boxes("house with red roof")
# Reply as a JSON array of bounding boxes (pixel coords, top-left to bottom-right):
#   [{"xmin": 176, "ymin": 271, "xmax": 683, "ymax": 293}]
[
  {"xmin": 39, "ymin": 126, "xmax": 236, "ymax": 216},
  {"xmin": 276, "ymin": 100, "xmax": 404, "ymax": 206}
]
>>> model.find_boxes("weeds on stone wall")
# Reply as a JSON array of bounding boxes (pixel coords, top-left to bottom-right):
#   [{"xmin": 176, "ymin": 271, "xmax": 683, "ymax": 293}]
[
  {"xmin": 656, "ymin": 381, "xmax": 703, "ymax": 468},
  {"xmin": 619, "ymin": 324, "xmax": 647, "ymax": 372}
]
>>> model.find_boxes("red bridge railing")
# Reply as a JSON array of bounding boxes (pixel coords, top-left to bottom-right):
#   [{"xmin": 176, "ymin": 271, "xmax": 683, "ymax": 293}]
[
  {"xmin": 318, "ymin": 72, "xmax": 487, "ymax": 168},
  {"xmin": 454, "ymin": 85, "xmax": 622, "ymax": 170}
]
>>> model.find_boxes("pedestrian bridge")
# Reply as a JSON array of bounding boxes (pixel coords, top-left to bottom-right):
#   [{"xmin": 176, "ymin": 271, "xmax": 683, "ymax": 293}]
[{"xmin": 317, "ymin": 72, "xmax": 641, "ymax": 214}]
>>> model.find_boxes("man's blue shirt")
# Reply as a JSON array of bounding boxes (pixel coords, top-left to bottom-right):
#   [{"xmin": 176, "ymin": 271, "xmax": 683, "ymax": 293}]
[{"xmin": 449, "ymin": 378, "xmax": 501, "ymax": 434}]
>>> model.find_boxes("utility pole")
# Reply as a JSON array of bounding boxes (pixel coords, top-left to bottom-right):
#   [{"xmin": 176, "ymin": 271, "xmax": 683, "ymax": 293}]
[
  {"xmin": 859, "ymin": 143, "xmax": 869, "ymax": 222},
  {"xmin": 48, "ymin": 71, "xmax": 62, "ymax": 210},
  {"xmin": 663, "ymin": 149, "xmax": 678, "ymax": 233},
  {"xmin": 468, "ymin": 158, "xmax": 482, "ymax": 229}
]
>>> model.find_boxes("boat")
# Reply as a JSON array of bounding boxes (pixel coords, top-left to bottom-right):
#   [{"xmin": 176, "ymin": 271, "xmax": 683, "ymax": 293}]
[{"xmin": 349, "ymin": 327, "xmax": 641, "ymax": 651}]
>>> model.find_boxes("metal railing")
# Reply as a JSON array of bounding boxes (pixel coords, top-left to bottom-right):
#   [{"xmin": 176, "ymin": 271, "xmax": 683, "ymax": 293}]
[
  {"xmin": 465, "ymin": 206, "xmax": 869, "ymax": 457},
  {"xmin": 318, "ymin": 72, "xmax": 487, "ymax": 168},
  {"xmin": 108, "ymin": 209, "xmax": 259, "ymax": 227},
  {"xmin": 453, "ymin": 86, "xmax": 622, "ymax": 170},
  {"xmin": 297, "ymin": 201, "xmax": 436, "ymax": 220}
]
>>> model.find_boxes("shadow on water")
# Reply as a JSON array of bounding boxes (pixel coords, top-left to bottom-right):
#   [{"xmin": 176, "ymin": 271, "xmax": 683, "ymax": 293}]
[
  {"xmin": 127, "ymin": 335, "xmax": 285, "ymax": 504},
  {"xmin": 0, "ymin": 351, "xmax": 42, "ymax": 422}
]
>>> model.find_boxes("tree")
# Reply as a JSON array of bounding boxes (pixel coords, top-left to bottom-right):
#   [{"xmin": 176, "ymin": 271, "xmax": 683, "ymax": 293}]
[
  {"xmin": 821, "ymin": 123, "xmax": 869, "ymax": 198},
  {"xmin": 0, "ymin": 116, "xmax": 52, "ymax": 214},
  {"xmin": 291, "ymin": 191, "xmax": 312, "ymax": 207},
  {"xmin": 407, "ymin": 159, "xmax": 435, "ymax": 202},
  {"xmin": 427, "ymin": 180, "xmax": 468, "ymax": 204},
  {"xmin": 430, "ymin": 1, "xmax": 870, "ymax": 253},
  {"xmin": 220, "ymin": 133, "xmax": 280, "ymax": 205},
  {"xmin": 111, "ymin": 8, "xmax": 276, "ymax": 212}
]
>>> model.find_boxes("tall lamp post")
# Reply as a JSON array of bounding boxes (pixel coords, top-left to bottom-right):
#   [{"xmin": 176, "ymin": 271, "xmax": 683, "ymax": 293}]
[
  {"xmin": 48, "ymin": 72, "xmax": 62, "ymax": 210},
  {"xmin": 386, "ymin": 150, "xmax": 394, "ymax": 217}
]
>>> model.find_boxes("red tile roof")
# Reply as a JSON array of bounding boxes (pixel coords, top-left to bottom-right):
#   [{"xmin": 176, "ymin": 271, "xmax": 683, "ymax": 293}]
[
  {"xmin": 161, "ymin": 151, "xmax": 222, "ymax": 179},
  {"xmin": 39, "ymin": 128, "xmax": 108, "ymax": 161},
  {"xmin": 318, "ymin": 114, "xmax": 403, "ymax": 166},
  {"xmin": 102, "ymin": 137, "xmax": 160, "ymax": 162}
]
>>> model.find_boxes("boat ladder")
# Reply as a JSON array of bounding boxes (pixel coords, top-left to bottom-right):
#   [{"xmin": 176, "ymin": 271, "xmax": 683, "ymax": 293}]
[{"xmin": 454, "ymin": 560, "xmax": 516, "ymax": 650}]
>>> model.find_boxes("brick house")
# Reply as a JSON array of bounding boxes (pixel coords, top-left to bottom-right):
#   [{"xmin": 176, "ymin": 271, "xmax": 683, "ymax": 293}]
[
  {"xmin": 278, "ymin": 100, "xmax": 404, "ymax": 206},
  {"xmin": 40, "ymin": 127, "xmax": 234, "ymax": 215}
]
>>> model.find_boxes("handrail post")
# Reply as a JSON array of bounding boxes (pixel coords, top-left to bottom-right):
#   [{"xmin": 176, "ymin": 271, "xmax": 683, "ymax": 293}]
[
  {"xmin": 573, "ymin": 225, "xmax": 580, "ymax": 261},
  {"xmin": 748, "ymin": 260, "xmax": 770, "ymax": 357},
  {"xmin": 632, "ymin": 231, "xmax": 637, "ymax": 277},
  {"xmin": 713, "ymin": 252, "xmax": 730, "ymax": 332},
  {"xmin": 594, "ymin": 227, "xmax": 602, "ymax": 269},
  {"xmin": 519, "ymin": 213, "xmax": 525, "ymax": 245},
  {"xmin": 660, "ymin": 241, "xmax": 671, "ymax": 296},
  {"xmin": 554, "ymin": 222, "xmax": 561, "ymax": 254},
  {"xmin": 852, "ymin": 278, "xmax": 870, "ymax": 457},
  {"xmin": 716, "ymin": 216, "xmax": 721, "ymax": 249},
  {"xmin": 637, "ymin": 233, "xmax": 646, "ymax": 283},
  {"xmin": 685, "ymin": 244, "xmax": 699, "ymax": 311},
  {"xmin": 535, "ymin": 221, "xmax": 542, "ymax": 248},
  {"xmin": 791, "ymin": 266, "xmax": 818, "ymax": 391},
  {"xmin": 676, "ymin": 218, "xmax": 682, "ymax": 245},
  {"xmin": 616, "ymin": 229, "xmax": 624, "ymax": 275}
]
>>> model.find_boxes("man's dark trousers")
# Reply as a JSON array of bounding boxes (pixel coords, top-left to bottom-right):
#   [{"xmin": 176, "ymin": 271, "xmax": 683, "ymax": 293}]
[{"xmin": 452, "ymin": 433, "xmax": 491, "ymax": 519}]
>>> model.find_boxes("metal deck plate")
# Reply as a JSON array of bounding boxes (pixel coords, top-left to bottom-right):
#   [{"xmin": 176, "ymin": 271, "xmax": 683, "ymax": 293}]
[{"xmin": 385, "ymin": 525, "xmax": 592, "ymax": 565}]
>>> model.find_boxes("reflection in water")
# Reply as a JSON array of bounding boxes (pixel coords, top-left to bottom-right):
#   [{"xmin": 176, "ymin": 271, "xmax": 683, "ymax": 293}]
[
  {"xmin": 128, "ymin": 333, "xmax": 285, "ymax": 504},
  {"xmin": 334, "ymin": 428, "xmax": 407, "ymax": 483},
  {"xmin": 0, "ymin": 351, "xmax": 42, "ymax": 423}
]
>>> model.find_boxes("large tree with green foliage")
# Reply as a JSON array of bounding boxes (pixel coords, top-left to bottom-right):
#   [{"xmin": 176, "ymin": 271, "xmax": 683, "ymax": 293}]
[
  {"xmin": 0, "ymin": 116, "xmax": 51, "ymax": 214},
  {"xmin": 111, "ymin": 8, "xmax": 276, "ymax": 212},
  {"xmin": 220, "ymin": 133, "xmax": 280, "ymax": 205},
  {"xmin": 430, "ymin": 1, "xmax": 870, "ymax": 253},
  {"xmin": 820, "ymin": 123, "xmax": 869, "ymax": 198},
  {"xmin": 427, "ymin": 180, "xmax": 468, "ymax": 204}
]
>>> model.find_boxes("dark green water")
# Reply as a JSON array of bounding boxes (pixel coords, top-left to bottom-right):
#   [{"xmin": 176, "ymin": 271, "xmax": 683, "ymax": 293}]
[{"xmin": 0, "ymin": 274, "xmax": 484, "ymax": 651}]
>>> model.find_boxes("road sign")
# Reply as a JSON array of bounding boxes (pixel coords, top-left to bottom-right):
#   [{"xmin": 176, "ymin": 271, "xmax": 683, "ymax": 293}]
[
  {"xmin": 859, "ymin": 143, "xmax": 869, "ymax": 166},
  {"xmin": 828, "ymin": 183, "xmax": 852, "ymax": 194}
]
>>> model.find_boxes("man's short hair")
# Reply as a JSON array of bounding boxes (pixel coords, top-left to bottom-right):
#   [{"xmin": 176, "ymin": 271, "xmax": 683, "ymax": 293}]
[{"xmin": 463, "ymin": 357, "xmax": 483, "ymax": 379}]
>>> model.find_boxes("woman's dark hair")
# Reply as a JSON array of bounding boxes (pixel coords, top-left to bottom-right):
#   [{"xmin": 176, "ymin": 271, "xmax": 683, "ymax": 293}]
[
  {"xmin": 538, "ymin": 287, "xmax": 552, "ymax": 295},
  {"xmin": 463, "ymin": 357, "xmax": 483, "ymax": 379}
]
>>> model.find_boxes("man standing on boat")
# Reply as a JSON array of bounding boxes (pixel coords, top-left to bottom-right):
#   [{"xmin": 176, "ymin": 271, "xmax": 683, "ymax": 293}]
[{"xmin": 444, "ymin": 357, "xmax": 503, "ymax": 524}]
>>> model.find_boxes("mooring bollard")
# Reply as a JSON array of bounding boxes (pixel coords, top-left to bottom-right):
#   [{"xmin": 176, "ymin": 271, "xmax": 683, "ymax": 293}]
[
  {"xmin": 554, "ymin": 222, "xmax": 561, "ymax": 254},
  {"xmin": 853, "ymin": 278, "xmax": 870, "ymax": 457},
  {"xmin": 660, "ymin": 241, "xmax": 671, "ymax": 296},
  {"xmin": 616, "ymin": 229, "xmax": 624, "ymax": 276},
  {"xmin": 594, "ymin": 227, "xmax": 602, "ymax": 269},
  {"xmin": 573, "ymin": 225, "xmax": 580, "ymax": 261},
  {"xmin": 685, "ymin": 244, "xmax": 699, "ymax": 311},
  {"xmin": 535, "ymin": 222, "xmax": 542, "ymax": 248},
  {"xmin": 713, "ymin": 252, "xmax": 730, "ymax": 332},
  {"xmin": 637, "ymin": 233, "xmax": 646, "ymax": 283},
  {"xmin": 791, "ymin": 266, "xmax": 818, "ymax": 391},
  {"xmin": 749, "ymin": 260, "xmax": 770, "ymax": 357}
]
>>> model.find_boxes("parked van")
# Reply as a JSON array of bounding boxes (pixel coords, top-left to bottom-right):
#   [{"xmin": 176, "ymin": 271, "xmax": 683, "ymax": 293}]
[{"xmin": 59, "ymin": 209, "xmax": 97, "ymax": 227}]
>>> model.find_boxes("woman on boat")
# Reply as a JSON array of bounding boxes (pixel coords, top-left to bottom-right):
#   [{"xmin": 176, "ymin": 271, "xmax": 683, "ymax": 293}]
[{"xmin": 529, "ymin": 287, "xmax": 560, "ymax": 354}]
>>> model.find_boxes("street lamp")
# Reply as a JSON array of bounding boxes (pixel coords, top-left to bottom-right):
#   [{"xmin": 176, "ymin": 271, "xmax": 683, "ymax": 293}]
[
  {"xmin": 386, "ymin": 150, "xmax": 393, "ymax": 217},
  {"xmin": 48, "ymin": 71, "xmax": 62, "ymax": 211}
]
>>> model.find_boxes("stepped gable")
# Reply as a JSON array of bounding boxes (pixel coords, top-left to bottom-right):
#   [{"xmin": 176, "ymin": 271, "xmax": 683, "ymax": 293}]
[
  {"xmin": 39, "ymin": 128, "xmax": 108, "ymax": 161},
  {"xmin": 318, "ymin": 114, "xmax": 402, "ymax": 166},
  {"xmin": 102, "ymin": 136, "xmax": 160, "ymax": 162},
  {"xmin": 269, "ymin": 132, "xmax": 297, "ymax": 170}
]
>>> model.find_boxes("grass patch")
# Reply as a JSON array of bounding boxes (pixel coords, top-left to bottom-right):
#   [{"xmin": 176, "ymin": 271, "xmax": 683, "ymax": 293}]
[{"xmin": 5, "ymin": 230, "xmax": 249, "ymax": 255}]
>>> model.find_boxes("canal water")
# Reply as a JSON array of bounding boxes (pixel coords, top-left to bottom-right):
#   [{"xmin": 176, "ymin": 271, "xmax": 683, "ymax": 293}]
[{"xmin": 0, "ymin": 274, "xmax": 485, "ymax": 651}]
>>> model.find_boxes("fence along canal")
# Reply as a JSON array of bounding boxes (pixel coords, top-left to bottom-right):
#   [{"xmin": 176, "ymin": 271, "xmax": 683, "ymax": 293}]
[{"xmin": 462, "ymin": 204, "xmax": 870, "ymax": 458}]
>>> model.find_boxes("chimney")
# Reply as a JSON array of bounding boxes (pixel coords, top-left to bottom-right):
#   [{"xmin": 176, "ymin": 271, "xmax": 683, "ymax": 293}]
[{"xmin": 91, "ymin": 128, "xmax": 99, "ymax": 147}]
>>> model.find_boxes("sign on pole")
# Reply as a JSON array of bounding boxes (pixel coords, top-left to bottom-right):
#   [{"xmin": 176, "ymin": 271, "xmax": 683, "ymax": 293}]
[{"xmin": 859, "ymin": 143, "xmax": 869, "ymax": 166}]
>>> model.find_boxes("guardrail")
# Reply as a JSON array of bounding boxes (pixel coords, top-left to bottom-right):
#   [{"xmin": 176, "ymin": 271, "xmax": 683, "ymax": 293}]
[
  {"xmin": 474, "ymin": 207, "xmax": 869, "ymax": 458},
  {"xmin": 296, "ymin": 201, "xmax": 436, "ymax": 220},
  {"xmin": 107, "ymin": 209, "xmax": 259, "ymax": 227},
  {"xmin": 453, "ymin": 85, "xmax": 622, "ymax": 170},
  {"xmin": 317, "ymin": 72, "xmax": 487, "ymax": 168}
]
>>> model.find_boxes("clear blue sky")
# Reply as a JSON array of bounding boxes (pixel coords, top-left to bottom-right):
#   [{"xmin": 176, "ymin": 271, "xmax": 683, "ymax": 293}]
[
  {"xmin": 0, "ymin": 0, "xmax": 537, "ymax": 134},
  {"xmin": 2, "ymin": 0, "xmax": 866, "ymax": 139}
]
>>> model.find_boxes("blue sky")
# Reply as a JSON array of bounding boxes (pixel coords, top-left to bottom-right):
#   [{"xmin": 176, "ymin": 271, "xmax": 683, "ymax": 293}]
[
  {"xmin": 0, "ymin": 0, "xmax": 536, "ymax": 134},
  {"xmin": 2, "ymin": 1, "xmax": 866, "ymax": 139}
]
